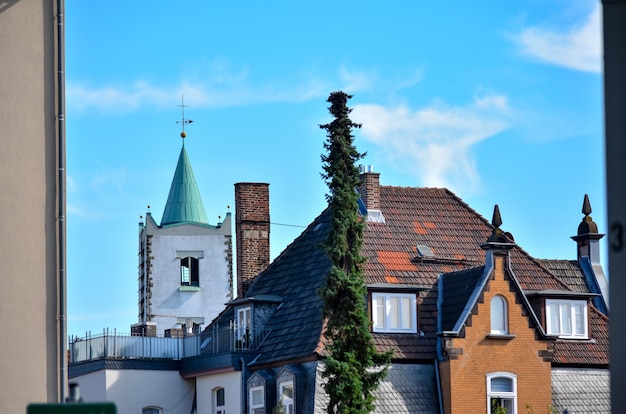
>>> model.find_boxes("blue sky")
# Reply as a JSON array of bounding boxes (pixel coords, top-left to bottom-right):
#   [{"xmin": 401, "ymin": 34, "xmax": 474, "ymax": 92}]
[{"xmin": 65, "ymin": 0, "xmax": 605, "ymax": 337}]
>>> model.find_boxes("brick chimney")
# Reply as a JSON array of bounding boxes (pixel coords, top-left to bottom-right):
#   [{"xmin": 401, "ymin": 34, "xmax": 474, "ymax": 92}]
[
  {"xmin": 235, "ymin": 182, "xmax": 270, "ymax": 298},
  {"xmin": 358, "ymin": 165, "xmax": 381, "ymax": 210}
]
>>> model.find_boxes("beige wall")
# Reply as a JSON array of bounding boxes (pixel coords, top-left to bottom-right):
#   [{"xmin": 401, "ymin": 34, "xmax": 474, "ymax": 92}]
[{"xmin": 0, "ymin": 0, "xmax": 61, "ymax": 410}]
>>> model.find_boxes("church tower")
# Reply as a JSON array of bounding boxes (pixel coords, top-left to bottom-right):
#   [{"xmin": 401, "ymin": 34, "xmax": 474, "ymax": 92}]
[{"xmin": 133, "ymin": 106, "xmax": 233, "ymax": 337}]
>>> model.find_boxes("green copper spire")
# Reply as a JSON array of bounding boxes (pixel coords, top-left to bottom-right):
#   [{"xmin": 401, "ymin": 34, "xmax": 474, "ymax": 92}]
[{"xmin": 161, "ymin": 146, "xmax": 209, "ymax": 226}]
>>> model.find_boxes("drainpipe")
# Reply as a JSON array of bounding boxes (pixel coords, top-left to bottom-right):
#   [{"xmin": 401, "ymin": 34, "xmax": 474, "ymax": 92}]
[{"xmin": 56, "ymin": 0, "xmax": 67, "ymax": 403}]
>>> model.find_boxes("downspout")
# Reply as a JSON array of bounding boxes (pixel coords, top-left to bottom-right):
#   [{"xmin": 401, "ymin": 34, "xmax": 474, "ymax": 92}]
[
  {"xmin": 240, "ymin": 358, "xmax": 247, "ymax": 414},
  {"xmin": 435, "ymin": 275, "xmax": 445, "ymax": 414},
  {"xmin": 56, "ymin": 0, "xmax": 67, "ymax": 403},
  {"xmin": 434, "ymin": 360, "xmax": 444, "ymax": 414}
]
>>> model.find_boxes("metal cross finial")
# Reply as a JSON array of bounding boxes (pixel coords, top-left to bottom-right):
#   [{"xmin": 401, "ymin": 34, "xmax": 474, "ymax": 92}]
[{"xmin": 176, "ymin": 95, "xmax": 193, "ymax": 142}]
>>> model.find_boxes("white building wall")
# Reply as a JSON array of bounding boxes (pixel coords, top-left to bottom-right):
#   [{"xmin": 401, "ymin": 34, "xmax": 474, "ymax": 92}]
[
  {"xmin": 73, "ymin": 369, "xmax": 194, "ymax": 413},
  {"xmin": 71, "ymin": 370, "xmax": 107, "ymax": 402},
  {"xmin": 196, "ymin": 371, "xmax": 241, "ymax": 414},
  {"xmin": 149, "ymin": 231, "xmax": 232, "ymax": 335}
]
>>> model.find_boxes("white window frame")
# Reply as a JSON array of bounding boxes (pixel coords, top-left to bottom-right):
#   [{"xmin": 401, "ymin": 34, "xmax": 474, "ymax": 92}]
[
  {"xmin": 249, "ymin": 386, "xmax": 264, "ymax": 414},
  {"xmin": 545, "ymin": 299, "xmax": 588, "ymax": 339},
  {"xmin": 214, "ymin": 387, "xmax": 226, "ymax": 414},
  {"xmin": 237, "ymin": 307, "xmax": 252, "ymax": 347},
  {"xmin": 486, "ymin": 372, "xmax": 517, "ymax": 414},
  {"xmin": 372, "ymin": 292, "xmax": 417, "ymax": 333},
  {"xmin": 142, "ymin": 407, "xmax": 162, "ymax": 414},
  {"xmin": 279, "ymin": 381, "xmax": 294, "ymax": 414},
  {"xmin": 490, "ymin": 295, "xmax": 508, "ymax": 335}
]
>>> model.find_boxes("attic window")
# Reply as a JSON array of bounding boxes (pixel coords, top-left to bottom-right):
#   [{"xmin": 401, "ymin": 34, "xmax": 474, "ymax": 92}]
[
  {"xmin": 546, "ymin": 299, "xmax": 588, "ymax": 339},
  {"xmin": 372, "ymin": 292, "xmax": 417, "ymax": 333},
  {"xmin": 416, "ymin": 245, "xmax": 435, "ymax": 259}
]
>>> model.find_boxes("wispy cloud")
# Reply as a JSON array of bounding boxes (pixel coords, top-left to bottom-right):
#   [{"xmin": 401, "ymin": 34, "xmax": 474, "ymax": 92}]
[
  {"xmin": 352, "ymin": 94, "xmax": 512, "ymax": 194},
  {"xmin": 67, "ymin": 64, "xmax": 377, "ymax": 114},
  {"xmin": 514, "ymin": 3, "xmax": 601, "ymax": 73}
]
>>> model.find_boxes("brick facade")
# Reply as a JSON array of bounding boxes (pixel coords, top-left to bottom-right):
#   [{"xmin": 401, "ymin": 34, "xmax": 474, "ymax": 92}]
[
  {"xmin": 235, "ymin": 182, "xmax": 270, "ymax": 299},
  {"xmin": 440, "ymin": 252, "xmax": 553, "ymax": 414}
]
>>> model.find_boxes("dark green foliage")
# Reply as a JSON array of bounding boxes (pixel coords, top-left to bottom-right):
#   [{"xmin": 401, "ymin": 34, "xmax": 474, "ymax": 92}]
[{"xmin": 319, "ymin": 91, "xmax": 392, "ymax": 414}]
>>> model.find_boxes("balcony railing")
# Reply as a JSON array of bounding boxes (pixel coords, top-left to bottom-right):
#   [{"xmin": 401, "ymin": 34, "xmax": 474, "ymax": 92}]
[{"xmin": 69, "ymin": 325, "xmax": 271, "ymax": 364}]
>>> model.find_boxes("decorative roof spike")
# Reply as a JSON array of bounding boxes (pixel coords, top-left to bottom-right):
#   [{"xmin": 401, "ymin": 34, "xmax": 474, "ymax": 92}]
[
  {"xmin": 484, "ymin": 204, "xmax": 512, "ymax": 246},
  {"xmin": 492, "ymin": 204, "xmax": 502, "ymax": 228},
  {"xmin": 578, "ymin": 194, "xmax": 599, "ymax": 235},
  {"xmin": 582, "ymin": 193, "xmax": 592, "ymax": 216}
]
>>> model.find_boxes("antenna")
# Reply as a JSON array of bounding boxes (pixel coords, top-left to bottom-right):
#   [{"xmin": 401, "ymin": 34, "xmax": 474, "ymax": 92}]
[{"xmin": 176, "ymin": 95, "xmax": 194, "ymax": 143}]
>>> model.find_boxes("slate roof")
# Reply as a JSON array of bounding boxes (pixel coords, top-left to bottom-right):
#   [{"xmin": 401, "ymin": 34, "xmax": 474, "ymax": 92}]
[
  {"xmin": 538, "ymin": 259, "xmax": 589, "ymax": 293},
  {"xmin": 439, "ymin": 266, "xmax": 485, "ymax": 332},
  {"xmin": 246, "ymin": 209, "xmax": 332, "ymax": 367},
  {"xmin": 552, "ymin": 367, "xmax": 611, "ymax": 413},
  {"xmin": 241, "ymin": 184, "xmax": 608, "ymax": 367},
  {"xmin": 313, "ymin": 363, "xmax": 439, "ymax": 414}
]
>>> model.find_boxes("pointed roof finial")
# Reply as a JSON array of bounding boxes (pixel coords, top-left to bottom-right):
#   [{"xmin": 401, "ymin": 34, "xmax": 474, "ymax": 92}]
[
  {"xmin": 492, "ymin": 204, "xmax": 502, "ymax": 228},
  {"xmin": 582, "ymin": 193, "xmax": 592, "ymax": 216},
  {"xmin": 176, "ymin": 95, "xmax": 194, "ymax": 144},
  {"xmin": 482, "ymin": 204, "xmax": 514, "ymax": 248},
  {"xmin": 577, "ymin": 193, "xmax": 599, "ymax": 235}
]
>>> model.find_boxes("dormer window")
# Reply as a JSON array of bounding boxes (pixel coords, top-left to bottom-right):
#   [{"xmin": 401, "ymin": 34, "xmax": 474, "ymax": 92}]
[
  {"xmin": 372, "ymin": 292, "xmax": 417, "ymax": 333},
  {"xmin": 546, "ymin": 299, "xmax": 588, "ymax": 339},
  {"xmin": 236, "ymin": 307, "xmax": 252, "ymax": 349}
]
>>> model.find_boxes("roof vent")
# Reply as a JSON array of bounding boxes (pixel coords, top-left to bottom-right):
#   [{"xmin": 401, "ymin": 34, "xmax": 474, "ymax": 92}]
[{"xmin": 416, "ymin": 245, "xmax": 435, "ymax": 259}]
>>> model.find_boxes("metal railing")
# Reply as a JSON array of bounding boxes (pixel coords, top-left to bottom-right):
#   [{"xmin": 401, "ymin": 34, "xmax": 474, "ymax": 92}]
[{"xmin": 69, "ymin": 325, "xmax": 271, "ymax": 364}]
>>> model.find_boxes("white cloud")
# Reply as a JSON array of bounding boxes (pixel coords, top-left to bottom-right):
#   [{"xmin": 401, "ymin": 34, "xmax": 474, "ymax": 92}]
[
  {"xmin": 66, "ymin": 59, "xmax": 393, "ymax": 115},
  {"xmin": 515, "ymin": 3, "xmax": 602, "ymax": 73},
  {"xmin": 352, "ymin": 94, "xmax": 511, "ymax": 194}
]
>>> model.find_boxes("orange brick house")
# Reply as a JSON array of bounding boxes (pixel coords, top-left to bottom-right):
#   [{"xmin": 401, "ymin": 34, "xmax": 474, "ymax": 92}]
[{"xmin": 438, "ymin": 207, "xmax": 554, "ymax": 413}]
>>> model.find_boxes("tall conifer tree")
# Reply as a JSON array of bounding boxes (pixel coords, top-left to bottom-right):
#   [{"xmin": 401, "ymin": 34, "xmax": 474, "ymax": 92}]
[{"xmin": 319, "ymin": 91, "xmax": 391, "ymax": 414}]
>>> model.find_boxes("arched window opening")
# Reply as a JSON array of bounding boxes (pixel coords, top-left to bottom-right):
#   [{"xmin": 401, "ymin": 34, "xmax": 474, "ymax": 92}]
[
  {"xmin": 487, "ymin": 373, "xmax": 517, "ymax": 414},
  {"xmin": 213, "ymin": 387, "xmax": 225, "ymax": 414},
  {"xmin": 490, "ymin": 295, "xmax": 508, "ymax": 335}
]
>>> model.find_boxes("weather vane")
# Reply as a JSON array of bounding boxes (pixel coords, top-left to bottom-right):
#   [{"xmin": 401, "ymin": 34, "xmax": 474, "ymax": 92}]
[{"xmin": 176, "ymin": 95, "xmax": 193, "ymax": 143}]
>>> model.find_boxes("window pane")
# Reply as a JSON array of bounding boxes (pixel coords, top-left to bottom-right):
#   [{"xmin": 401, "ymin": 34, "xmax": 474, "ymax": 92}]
[
  {"xmin": 490, "ymin": 398, "xmax": 513, "ymax": 414},
  {"xmin": 251, "ymin": 388, "xmax": 263, "ymax": 405},
  {"xmin": 216, "ymin": 388, "xmax": 225, "ymax": 406},
  {"xmin": 181, "ymin": 258, "xmax": 190, "ymax": 284},
  {"xmin": 491, "ymin": 377, "xmax": 513, "ymax": 393},
  {"xmin": 491, "ymin": 296, "xmax": 506, "ymax": 334},
  {"xmin": 401, "ymin": 297, "xmax": 412, "ymax": 329},
  {"xmin": 549, "ymin": 303, "xmax": 560, "ymax": 334},
  {"xmin": 560, "ymin": 303, "xmax": 572, "ymax": 335},
  {"xmin": 574, "ymin": 303, "xmax": 585, "ymax": 335},
  {"xmin": 389, "ymin": 297, "xmax": 400, "ymax": 329},
  {"xmin": 281, "ymin": 383, "xmax": 293, "ymax": 400},
  {"xmin": 373, "ymin": 296, "xmax": 385, "ymax": 329}
]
